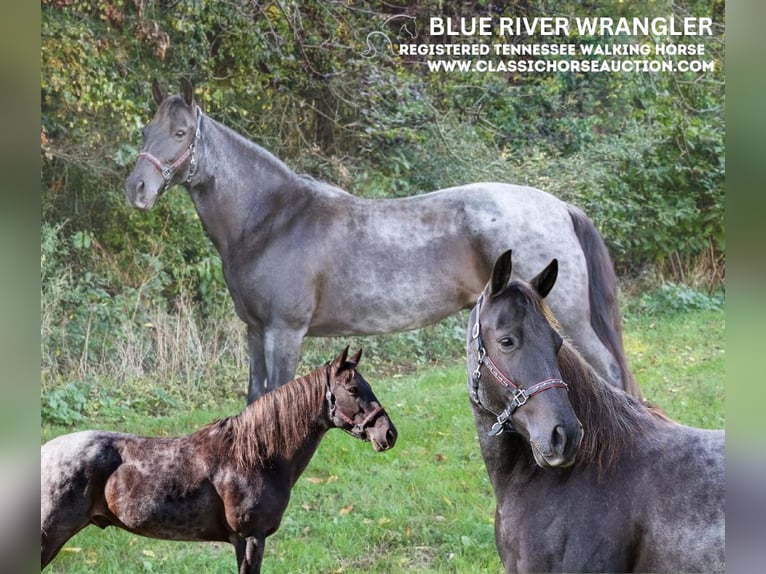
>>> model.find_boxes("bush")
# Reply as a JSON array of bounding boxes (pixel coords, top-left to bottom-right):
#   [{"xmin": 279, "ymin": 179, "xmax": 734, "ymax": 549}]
[{"xmin": 626, "ymin": 282, "xmax": 724, "ymax": 316}]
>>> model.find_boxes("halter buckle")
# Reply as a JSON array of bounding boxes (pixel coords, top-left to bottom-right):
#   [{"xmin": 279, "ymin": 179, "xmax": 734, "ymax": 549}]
[
  {"xmin": 488, "ymin": 405, "xmax": 514, "ymax": 436},
  {"xmin": 511, "ymin": 389, "xmax": 528, "ymax": 408},
  {"xmin": 488, "ymin": 420, "xmax": 506, "ymax": 437},
  {"xmin": 161, "ymin": 166, "xmax": 174, "ymax": 181}
]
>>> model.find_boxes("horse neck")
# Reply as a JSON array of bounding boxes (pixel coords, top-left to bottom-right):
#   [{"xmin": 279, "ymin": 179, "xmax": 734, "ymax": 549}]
[
  {"xmin": 187, "ymin": 113, "xmax": 301, "ymax": 255},
  {"xmin": 471, "ymin": 404, "xmax": 543, "ymax": 491},
  {"xmin": 227, "ymin": 369, "xmax": 330, "ymax": 482}
]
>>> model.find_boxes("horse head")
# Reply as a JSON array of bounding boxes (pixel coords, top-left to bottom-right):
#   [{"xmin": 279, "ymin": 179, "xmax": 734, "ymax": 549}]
[
  {"xmin": 125, "ymin": 78, "xmax": 200, "ymax": 210},
  {"xmin": 326, "ymin": 346, "xmax": 397, "ymax": 452},
  {"xmin": 470, "ymin": 250, "xmax": 583, "ymax": 468}
]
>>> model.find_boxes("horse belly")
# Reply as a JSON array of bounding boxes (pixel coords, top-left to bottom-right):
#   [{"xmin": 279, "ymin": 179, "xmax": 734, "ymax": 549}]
[
  {"xmin": 308, "ymin": 270, "xmax": 479, "ymax": 335},
  {"xmin": 104, "ymin": 464, "xmax": 227, "ymax": 542}
]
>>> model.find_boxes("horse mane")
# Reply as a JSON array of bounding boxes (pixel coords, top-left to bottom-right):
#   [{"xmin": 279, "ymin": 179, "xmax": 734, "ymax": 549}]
[
  {"xmin": 557, "ymin": 337, "xmax": 668, "ymax": 474},
  {"xmin": 197, "ymin": 365, "xmax": 328, "ymax": 470}
]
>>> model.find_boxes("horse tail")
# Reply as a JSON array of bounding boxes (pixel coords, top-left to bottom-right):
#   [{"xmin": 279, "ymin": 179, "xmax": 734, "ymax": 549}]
[{"xmin": 567, "ymin": 205, "xmax": 642, "ymax": 399}]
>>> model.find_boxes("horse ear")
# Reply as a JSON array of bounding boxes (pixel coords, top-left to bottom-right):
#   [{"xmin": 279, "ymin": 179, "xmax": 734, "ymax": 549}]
[
  {"xmin": 490, "ymin": 249, "xmax": 514, "ymax": 297},
  {"xmin": 347, "ymin": 348, "xmax": 363, "ymax": 367},
  {"xmin": 331, "ymin": 345, "xmax": 350, "ymax": 371},
  {"xmin": 151, "ymin": 78, "xmax": 167, "ymax": 106},
  {"xmin": 180, "ymin": 77, "xmax": 195, "ymax": 107},
  {"xmin": 530, "ymin": 259, "xmax": 558, "ymax": 299}
]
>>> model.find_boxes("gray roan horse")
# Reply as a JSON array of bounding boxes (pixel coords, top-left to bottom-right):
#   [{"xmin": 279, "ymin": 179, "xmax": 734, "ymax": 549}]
[
  {"xmin": 41, "ymin": 347, "xmax": 397, "ymax": 573},
  {"xmin": 468, "ymin": 250, "xmax": 724, "ymax": 573},
  {"xmin": 125, "ymin": 79, "xmax": 639, "ymax": 403}
]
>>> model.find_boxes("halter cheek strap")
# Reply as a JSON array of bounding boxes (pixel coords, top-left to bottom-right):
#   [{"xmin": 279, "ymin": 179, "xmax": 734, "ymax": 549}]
[
  {"xmin": 138, "ymin": 105, "xmax": 202, "ymax": 191},
  {"xmin": 470, "ymin": 294, "xmax": 569, "ymax": 437}
]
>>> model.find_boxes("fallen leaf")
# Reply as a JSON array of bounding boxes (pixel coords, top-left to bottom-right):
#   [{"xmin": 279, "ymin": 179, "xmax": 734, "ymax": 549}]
[{"xmin": 338, "ymin": 504, "xmax": 354, "ymax": 516}]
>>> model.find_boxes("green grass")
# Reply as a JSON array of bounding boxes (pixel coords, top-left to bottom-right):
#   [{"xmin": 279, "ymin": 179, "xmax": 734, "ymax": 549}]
[
  {"xmin": 623, "ymin": 308, "xmax": 724, "ymax": 428},
  {"xmin": 41, "ymin": 307, "xmax": 724, "ymax": 573}
]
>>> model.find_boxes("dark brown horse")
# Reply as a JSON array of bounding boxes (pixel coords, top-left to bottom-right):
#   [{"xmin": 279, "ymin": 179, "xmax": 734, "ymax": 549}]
[
  {"xmin": 41, "ymin": 347, "xmax": 397, "ymax": 573},
  {"xmin": 468, "ymin": 251, "xmax": 725, "ymax": 573},
  {"xmin": 125, "ymin": 79, "xmax": 638, "ymax": 403}
]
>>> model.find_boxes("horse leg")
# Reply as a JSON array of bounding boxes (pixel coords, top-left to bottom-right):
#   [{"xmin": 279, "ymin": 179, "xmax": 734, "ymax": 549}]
[
  {"xmin": 247, "ymin": 326, "xmax": 268, "ymax": 404},
  {"xmin": 41, "ymin": 517, "xmax": 89, "ymax": 569},
  {"xmin": 262, "ymin": 325, "xmax": 306, "ymax": 394},
  {"xmin": 234, "ymin": 535, "xmax": 265, "ymax": 574},
  {"xmin": 41, "ymin": 465, "xmax": 95, "ymax": 569}
]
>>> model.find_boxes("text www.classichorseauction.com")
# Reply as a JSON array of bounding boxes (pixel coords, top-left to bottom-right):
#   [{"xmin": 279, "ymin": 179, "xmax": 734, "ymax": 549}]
[{"xmin": 391, "ymin": 15, "xmax": 717, "ymax": 74}]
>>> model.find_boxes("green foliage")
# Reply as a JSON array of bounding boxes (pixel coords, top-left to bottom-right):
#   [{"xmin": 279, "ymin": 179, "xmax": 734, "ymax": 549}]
[
  {"xmin": 627, "ymin": 282, "xmax": 724, "ymax": 316},
  {"xmin": 41, "ymin": 381, "xmax": 89, "ymax": 426},
  {"xmin": 41, "ymin": 222, "xmax": 245, "ymax": 392},
  {"xmin": 572, "ymin": 111, "xmax": 724, "ymax": 271}
]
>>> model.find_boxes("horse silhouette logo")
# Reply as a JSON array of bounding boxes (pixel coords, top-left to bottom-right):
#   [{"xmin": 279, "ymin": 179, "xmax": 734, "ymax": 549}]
[{"xmin": 362, "ymin": 15, "xmax": 418, "ymax": 58}]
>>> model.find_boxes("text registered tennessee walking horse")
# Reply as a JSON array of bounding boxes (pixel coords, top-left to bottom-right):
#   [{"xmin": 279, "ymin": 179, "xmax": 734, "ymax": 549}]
[
  {"xmin": 467, "ymin": 250, "xmax": 725, "ymax": 573},
  {"xmin": 125, "ymin": 79, "xmax": 638, "ymax": 403},
  {"xmin": 41, "ymin": 347, "xmax": 396, "ymax": 573}
]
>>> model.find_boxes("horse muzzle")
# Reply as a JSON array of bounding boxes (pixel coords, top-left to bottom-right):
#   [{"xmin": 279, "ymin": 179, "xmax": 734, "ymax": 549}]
[
  {"xmin": 125, "ymin": 169, "xmax": 165, "ymax": 211},
  {"xmin": 529, "ymin": 420, "xmax": 583, "ymax": 468},
  {"xmin": 367, "ymin": 415, "xmax": 398, "ymax": 452}
]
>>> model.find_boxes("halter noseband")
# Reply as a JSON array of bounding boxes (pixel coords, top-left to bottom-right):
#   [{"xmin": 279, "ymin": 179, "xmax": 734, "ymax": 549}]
[
  {"xmin": 138, "ymin": 105, "xmax": 202, "ymax": 191},
  {"xmin": 324, "ymin": 366, "xmax": 385, "ymax": 437},
  {"xmin": 470, "ymin": 294, "xmax": 569, "ymax": 437}
]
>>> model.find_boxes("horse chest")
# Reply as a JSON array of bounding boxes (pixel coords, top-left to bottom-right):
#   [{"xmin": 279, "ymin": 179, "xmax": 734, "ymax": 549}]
[
  {"xmin": 216, "ymin": 473, "xmax": 292, "ymax": 538},
  {"xmin": 495, "ymin": 475, "xmax": 633, "ymax": 573},
  {"xmin": 221, "ymin": 243, "xmax": 318, "ymax": 325}
]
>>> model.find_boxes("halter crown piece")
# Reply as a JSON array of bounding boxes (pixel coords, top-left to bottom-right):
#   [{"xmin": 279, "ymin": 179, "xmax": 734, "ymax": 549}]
[
  {"xmin": 138, "ymin": 105, "xmax": 202, "ymax": 191},
  {"xmin": 470, "ymin": 294, "xmax": 569, "ymax": 437}
]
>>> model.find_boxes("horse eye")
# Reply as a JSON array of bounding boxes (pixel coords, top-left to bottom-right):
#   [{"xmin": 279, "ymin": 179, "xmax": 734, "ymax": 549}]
[
  {"xmin": 347, "ymin": 386, "xmax": 359, "ymax": 397},
  {"xmin": 175, "ymin": 129, "xmax": 186, "ymax": 138},
  {"xmin": 498, "ymin": 337, "xmax": 516, "ymax": 349}
]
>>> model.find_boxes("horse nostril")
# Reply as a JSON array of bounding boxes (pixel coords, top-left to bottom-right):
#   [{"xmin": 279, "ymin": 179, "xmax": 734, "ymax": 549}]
[
  {"xmin": 386, "ymin": 428, "xmax": 397, "ymax": 447},
  {"xmin": 551, "ymin": 425, "xmax": 567, "ymax": 455}
]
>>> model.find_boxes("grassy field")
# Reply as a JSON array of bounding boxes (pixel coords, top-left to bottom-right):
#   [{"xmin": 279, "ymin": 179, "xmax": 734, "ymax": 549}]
[{"xmin": 41, "ymin": 306, "xmax": 724, "ymax": 573}]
